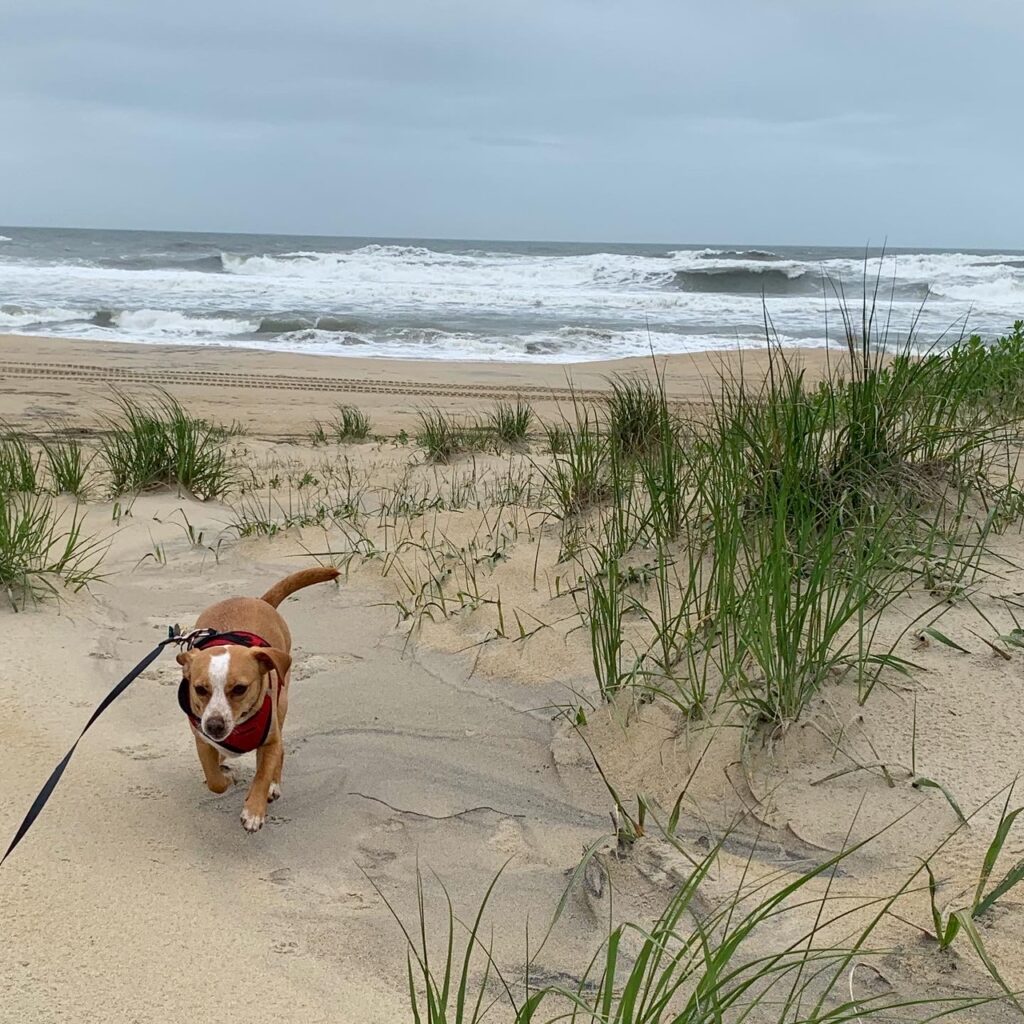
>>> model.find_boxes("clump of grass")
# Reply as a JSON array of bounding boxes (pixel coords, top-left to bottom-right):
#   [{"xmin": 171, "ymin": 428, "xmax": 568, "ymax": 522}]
[
  {"xmin": 417, "ymin": 408, "xmax": 464, "ymax": 463},
  {"xmin": 41, "ymin": 435, "xmax": 92, "ymax": 497},
  {"xmin": 488, "ymin": 400, "xmax": 534, "ymax": 447},
  {"xmin": 336, "ymin": 405, "xmax": 372, "ymax": 441},
  {"xmin": 314, "ymin": 405, "xmax": 372, "ymax": 444},
  {"xmin": 544, "ymin": 424, "xmax": 568, "ymax": 455},
  {"xmin": 583, "ymin": 553, "xmax": 634, "ymax": 701},
  {"xmin": 537, "ymin": 406, "xmax": 608, "ymax": 518},
  {"xmin": 0, "ymin": 433, "xmax": 39, "ymax": 494},
  {"xmin": 0, "ymin": 493, "xmax": 105, "ymax": 606},
  {"xmin": 100, "ymin": 391, "xmax": 237, "ymax": 499},
  {"xmin": 606, "ymin": 373, "xmax": 666, "ymax": 455}
]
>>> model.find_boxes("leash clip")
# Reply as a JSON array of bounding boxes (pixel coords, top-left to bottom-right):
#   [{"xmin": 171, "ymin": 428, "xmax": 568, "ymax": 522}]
[{"xmin": 165, "ymin": 626, "xmax": 217, "ymax": 651}]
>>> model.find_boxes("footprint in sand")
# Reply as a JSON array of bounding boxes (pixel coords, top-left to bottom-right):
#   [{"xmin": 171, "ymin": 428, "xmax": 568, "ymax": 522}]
[
  {"xmin": 113, "ymin": 743, "xmax": 166, "ymax": 761},
  {"xmin": 288, "ymin": 652, "xmax": 363, "ymax": 681},
  {"xmin": 486, "ymin": 816, "xmax": 532, "ymax": 859},
  {"xmin": 260, "ymin": 868, "xmax": 292, "ymax": 886},
  {"xmin": 128, "ymin": 784, "xmax": 166, "ymax": 800},
  {"xmin": 88, "ymin": 641, "xmax": 118, "ymax": 661}
]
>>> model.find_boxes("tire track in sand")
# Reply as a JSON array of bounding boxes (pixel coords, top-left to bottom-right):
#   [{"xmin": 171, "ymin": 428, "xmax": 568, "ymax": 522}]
[{"xmin": 0, "ymin": 359, "xmax": 716, "ymax": 408}]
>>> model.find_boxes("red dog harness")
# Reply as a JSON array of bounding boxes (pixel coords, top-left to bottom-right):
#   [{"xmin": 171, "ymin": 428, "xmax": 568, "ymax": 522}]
[{"xmin": 177, "ymin": 631, "xmax": 278, "ymax": 756}]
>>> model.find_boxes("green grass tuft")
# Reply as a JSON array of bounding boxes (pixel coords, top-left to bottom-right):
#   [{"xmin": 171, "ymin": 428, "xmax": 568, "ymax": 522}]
[
  {"xmin": 0, "ymin": 492, "xmax": 105, "ymax": 606},
  {"xmin": 488, "ymin": 400, "xmax": 534, "ymax": 447},
  {"xmin": 41, "ymin": 435, "xmax": 92, "ymax": 497},
  {"xmin": 0, "ymin": 433, "xmax": 39, "ymax": 494},
  {"xmin": 416, "ymin": 408, "xmax": 465, "ymax": 463},
  {"xmin": 100, "ymin": 391, "xmax": 237, "ymax": 499}
]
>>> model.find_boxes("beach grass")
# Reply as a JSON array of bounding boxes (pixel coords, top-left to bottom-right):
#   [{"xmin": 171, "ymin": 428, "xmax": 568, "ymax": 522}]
[
  {"xmin": 417, "ymin": 407, "xmax": 468, "ymax": 463},
  {"xmin": 0, "ymin": 491, "xmax": 105, "ymax": 606},
  {"xmin": 488, "ymin": 400, "xmax": 534, "ymax": 448},
  {"xmin": 100, "ymin": 390, "xmax": 237, "ymax": 499},
  {"xmin": 313, "ymin": 404, "xmax": 373, "ymax": 444},
  {"xmin": 40, "ymin": 434, "xmax": 92, "ymax": 497},
  {"xmin": 386, "ymin": 812, "xmax": 1017, "ymax": 1023},
  {"xmin": 0, "ymin": 431, "xmax": 40, "ymax": 494}
]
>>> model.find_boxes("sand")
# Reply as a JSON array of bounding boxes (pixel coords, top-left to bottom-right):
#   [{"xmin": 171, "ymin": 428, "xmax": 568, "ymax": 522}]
[
  {"xmin": 0, "ymin": 333, "xmax": 840, "ymax": 436},
  {"xmin": 1, "ymin": 333, "xmax": 1022, "ymax": 1023}
]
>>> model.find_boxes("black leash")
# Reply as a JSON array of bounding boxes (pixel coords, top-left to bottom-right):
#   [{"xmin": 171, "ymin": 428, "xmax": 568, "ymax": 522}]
[{"xmin": 1, "ymin": 625, "xmax": 216, "ymax": 868}]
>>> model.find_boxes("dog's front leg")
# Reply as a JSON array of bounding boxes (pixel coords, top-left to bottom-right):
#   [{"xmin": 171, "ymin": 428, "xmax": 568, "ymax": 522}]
[
  {"xmin": 241, "ymin": 738, "xmax": 282, "ymax": 833},
  {"xmin": 195, "ymin": 734, "xmax": 233, "ymax": 794}
]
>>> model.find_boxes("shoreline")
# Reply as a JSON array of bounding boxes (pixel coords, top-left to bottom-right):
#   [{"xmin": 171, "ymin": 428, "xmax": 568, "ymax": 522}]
[{"xmin": 0, "ymin": 332, "xmax": 839, "ymax": 435}]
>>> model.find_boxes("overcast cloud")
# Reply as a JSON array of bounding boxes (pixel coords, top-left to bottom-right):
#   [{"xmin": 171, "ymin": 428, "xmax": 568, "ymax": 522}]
[{"xmin": 1, "ymin": 1, "xmax": 1022, "ymax": 246}]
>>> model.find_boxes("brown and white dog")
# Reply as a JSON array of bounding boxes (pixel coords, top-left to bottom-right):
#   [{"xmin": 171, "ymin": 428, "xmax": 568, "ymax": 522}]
[{"xmin": 176, "ymin": 567, "xmax": 339, "ymax": 832}]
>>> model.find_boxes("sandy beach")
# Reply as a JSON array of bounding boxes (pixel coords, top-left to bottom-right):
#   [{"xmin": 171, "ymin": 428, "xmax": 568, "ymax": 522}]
[
  {"xmin": 0, "ymin": 333, "xmax": 841, "ymax": 436},
  {"xmin": 2, "ymin": 332, "xmax": 1023, "ymax": 1023}
]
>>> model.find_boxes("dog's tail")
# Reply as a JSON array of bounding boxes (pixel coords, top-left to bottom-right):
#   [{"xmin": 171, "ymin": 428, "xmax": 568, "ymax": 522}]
[{"xmin": 260, "ymin": 567, "xmax": 340, "ymax": 608}]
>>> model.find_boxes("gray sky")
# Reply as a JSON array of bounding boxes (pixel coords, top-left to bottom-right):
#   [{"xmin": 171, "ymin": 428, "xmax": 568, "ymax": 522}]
[{"xmin": 2, "ymin": 1, "xmax": 1022, "ymax": 247}]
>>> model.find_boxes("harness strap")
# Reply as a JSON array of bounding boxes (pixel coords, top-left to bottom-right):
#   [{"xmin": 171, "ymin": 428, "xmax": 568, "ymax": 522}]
[{"xmin": 194, "ymin": 630, "xmax": 271, "ymax": 651}]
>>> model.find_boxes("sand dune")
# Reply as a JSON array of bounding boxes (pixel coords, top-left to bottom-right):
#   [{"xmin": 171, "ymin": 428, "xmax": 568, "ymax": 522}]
[{"xmin": 1, "ymin": 334, "xmax": 1022, "ymax": 1022}]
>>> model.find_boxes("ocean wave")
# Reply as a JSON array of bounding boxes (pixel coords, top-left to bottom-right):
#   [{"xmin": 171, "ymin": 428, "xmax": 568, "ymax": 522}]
[
  {"xmin": 98, "ymin": 253, "xmax": 226, "ymax": 274},
  {"xmin": 671, "ymin": 266, "xmax": 819, "ymax": 296},
  {"xmin": 0, "ymin": 304, "xmax": 93, "ymax": 328},
  {"xmin": 255, "ymin": 313, "xmax": 373, "ymax": 334},
  {"xmin": 0, "ymin": 235, "xmax": 12, "ymax": 243},
  {"xmin": 113, "ymin": 308, "xmax": 257, "ymax": 336},
  {"xmin": 221, "ymin": 244, "xmax": 484, "ymax": 279},
  {"xmin": 1, "ymin": 234, "xmax": 1022, "ymax": 362},
  {"xmin": 694, "ymin": 248, "xmax": 780, "ymax": 261}
]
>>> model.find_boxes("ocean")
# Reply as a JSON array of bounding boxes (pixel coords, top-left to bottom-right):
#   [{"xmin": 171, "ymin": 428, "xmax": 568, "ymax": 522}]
[{"xmin": 0, "ymin": 226, "xmax": 1021, "ymax": 362}]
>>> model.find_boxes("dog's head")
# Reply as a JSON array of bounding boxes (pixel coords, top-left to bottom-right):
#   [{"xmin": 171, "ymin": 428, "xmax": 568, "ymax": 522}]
[{"xmin": 177, "ymin": 646, "xmax": 291, "ymax": 742}]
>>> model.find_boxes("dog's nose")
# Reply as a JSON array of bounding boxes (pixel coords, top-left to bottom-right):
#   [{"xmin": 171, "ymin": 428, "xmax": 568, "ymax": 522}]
[{"xmin": 205, "ymin": 717, "xmax": 227, "ymax": 739}]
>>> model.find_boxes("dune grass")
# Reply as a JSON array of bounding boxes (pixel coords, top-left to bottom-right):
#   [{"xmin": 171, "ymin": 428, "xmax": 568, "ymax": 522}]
[
  {"xmin": 40, "ymin": 435, "xmax": 92, "ymax": 497},
  {"xmin": 386, "ymin": 810, "xmax": 1017, "ymax": 1024},
  {"xmin": 417, "ymin": 408, "xmax": 467, "ymax": 463},
  {"xmin": 313, "ymin": 404, "xmax": 373, "ymax": 444},
  {"xmin": 0, "ymin": 432, "xmax": 39, "ymax": 494},
  {"xmin": 100, "ymin": 391, "xmax": 238, "ymax": 499},
  {"xmin": 416, "ymin": 403, "xmax": 538, "ymax": 461},
  {"xmin": 488, "ymin": 401, "xmax": 534, "ymax": 448},
  {"xmin": 554, "ymin": 312, "xmax": 1024, "ymax": 724},
  {"xmin": 0, "ymin": 427, "xmax": 104, "ymax": 604},
  {"xmin": 606, "ymin": 373, "xmax": 669, "ymax": 456},
  {"xmin": 0, "ymin": 491, "xmax": 105, "ymax": 606}
]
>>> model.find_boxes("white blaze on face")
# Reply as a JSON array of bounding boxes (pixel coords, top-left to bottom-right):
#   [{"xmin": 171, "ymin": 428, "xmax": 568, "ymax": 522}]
[{"xmin": 201, "ymin": 651, "xmax": 234, "ymax": 734}]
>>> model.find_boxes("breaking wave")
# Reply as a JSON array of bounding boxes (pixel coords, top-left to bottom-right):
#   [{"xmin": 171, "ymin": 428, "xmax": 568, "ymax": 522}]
[{"xmin": 0, "ymin": 229, "xmax": 1021, "ymax": 361}]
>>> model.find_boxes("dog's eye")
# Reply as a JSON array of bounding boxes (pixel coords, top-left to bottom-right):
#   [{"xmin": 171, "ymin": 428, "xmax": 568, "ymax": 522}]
[
  {"xmin": 231, "ymin": 684, "xmax": 248, "ymax": 697},
  {"xmin": 194, "ymin": 685, "xmax": 209, "ymax": 697}
]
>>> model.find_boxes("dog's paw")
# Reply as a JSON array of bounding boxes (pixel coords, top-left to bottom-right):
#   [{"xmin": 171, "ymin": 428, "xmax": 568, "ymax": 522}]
[
  {"xmin": 207, "ymin": 772, "xmax": 233, "ymax": 795},
  {"xmin": 241, "ymin": 806, "xmax": 266, "ymax": 833},
  {"xmin": 268, "ymin": 782, "xmax": 281, "ymax": 803}
]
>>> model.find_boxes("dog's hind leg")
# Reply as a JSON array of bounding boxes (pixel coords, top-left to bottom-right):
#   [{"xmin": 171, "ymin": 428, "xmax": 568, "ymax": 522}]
[{"xmin": 269, "ymin": 678, "xmax": 289, "ymax": 803}]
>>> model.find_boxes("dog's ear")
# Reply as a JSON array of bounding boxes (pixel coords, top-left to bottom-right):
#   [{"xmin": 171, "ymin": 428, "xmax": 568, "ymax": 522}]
[
  {"xmin": 176, "ymin": 650, "xmax": 194, "ymax": 676},
  {"xmin": 253, "ymin": 648, "xmax": 291, "ymax": 683}
]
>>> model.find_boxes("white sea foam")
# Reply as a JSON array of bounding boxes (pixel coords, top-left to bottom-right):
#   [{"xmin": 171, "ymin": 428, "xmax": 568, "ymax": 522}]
[
  {"xmin": 113, "ymin": 309, "xmax": 257, "ymax": 336},
  {"xmin": 0, "ymin": 238, "xmax": 1021, "ymax": 360},
  {"xmin": 0, "ymin": 305, "xmax": 91, "ymax": 328},
  {"xmin": 0, "ymin": 235, "xmax": 12, "ymax": 243}
]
